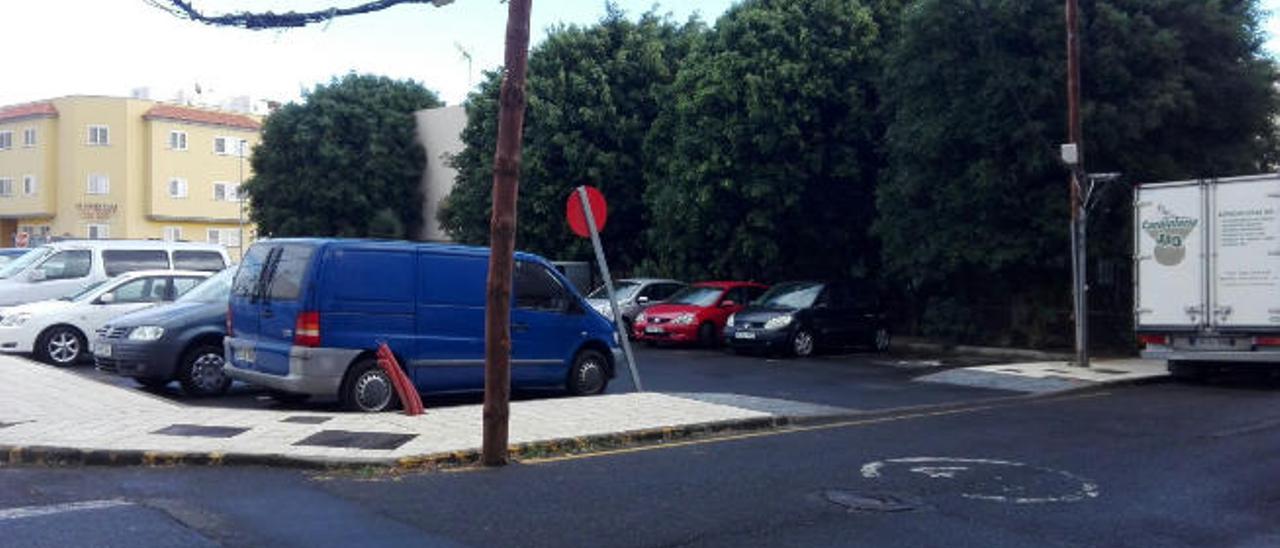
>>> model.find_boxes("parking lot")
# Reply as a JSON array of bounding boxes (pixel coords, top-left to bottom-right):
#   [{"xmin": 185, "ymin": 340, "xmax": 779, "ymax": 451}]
[{"xmin": 58, "ymin": 345, "xmax": 1015, "ymax": 414}]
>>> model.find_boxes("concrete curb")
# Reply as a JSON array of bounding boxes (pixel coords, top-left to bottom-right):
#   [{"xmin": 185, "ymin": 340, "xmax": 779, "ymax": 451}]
[
  {"xmin": 893, "ymin": 338, "xmax": 1076, "ymax": 361},
  {"xmin": 0, "ymin": 415, "xmax": 794, "ymax": 471}
]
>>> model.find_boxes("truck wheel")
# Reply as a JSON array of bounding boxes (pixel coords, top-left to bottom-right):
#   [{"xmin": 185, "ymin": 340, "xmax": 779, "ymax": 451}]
[
  {"xmin": 341, "ymin": 357, "xmax": 401, "ymax": 412},
  {"xmin": 178, "ymin": 343, "xmax": 232, "ymax": 397},
  {"xmin": 1169, "ymin": 361, "xmax": 1208, "ymax": 383},
  {"xmin": 567, "ymin": 349, "xmax": 609, "ymax": 396},
  {"xmin": 36, "ymin": 326, "xmax": 86, "ymax": 366}
]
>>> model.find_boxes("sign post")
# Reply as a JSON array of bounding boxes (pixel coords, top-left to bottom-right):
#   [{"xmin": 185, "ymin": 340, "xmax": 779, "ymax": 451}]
[{"xmin": 568, "ymin": 185, "xmax": 643, "ymax": 392}]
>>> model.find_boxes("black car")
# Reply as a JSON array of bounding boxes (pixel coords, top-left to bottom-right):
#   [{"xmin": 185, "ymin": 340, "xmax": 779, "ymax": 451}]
[
  {"xmin": 94, "ymin": 266, "xmax": 235, "ymax": 396},
  {"xmin": 723, "ymin": 281, "xmax": 889, "ymax": 357}
]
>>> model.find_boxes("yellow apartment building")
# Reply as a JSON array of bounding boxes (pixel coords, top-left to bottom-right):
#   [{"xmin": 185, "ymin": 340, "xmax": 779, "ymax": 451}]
[{"xmin": 0, "ymin": 96, "xmax": 260, "ymax": 258}]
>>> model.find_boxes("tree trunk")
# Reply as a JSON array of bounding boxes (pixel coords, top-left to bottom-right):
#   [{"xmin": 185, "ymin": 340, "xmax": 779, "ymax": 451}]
[{"xmin": 482, "ymin": 0, "xmax": 533, "ymax": 467}]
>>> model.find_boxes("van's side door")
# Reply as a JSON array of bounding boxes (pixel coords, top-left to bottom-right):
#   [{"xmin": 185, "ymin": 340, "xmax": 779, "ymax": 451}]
[
  {"xmin": 511, "ymin": 261, "xmax": 585, "ymax": 388},
  {"xmin": 412, "ymin": 252, "xmax": 488, "ymax": 393}
]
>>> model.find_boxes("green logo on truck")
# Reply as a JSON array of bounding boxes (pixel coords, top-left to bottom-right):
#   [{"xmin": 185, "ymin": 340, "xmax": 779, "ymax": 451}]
[{"xmin": 1142, "ymin": 205, "xmax": 1198, "ymax": 266}]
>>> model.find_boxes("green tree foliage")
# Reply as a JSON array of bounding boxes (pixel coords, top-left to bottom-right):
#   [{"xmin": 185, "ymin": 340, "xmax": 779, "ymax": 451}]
[
  {"xmin": 644, "ymin": 0, "xmax": 888, "ymax": 281},
  {"xmin": 244, "ymin": 73, "xmax": 442, "ymax": 238},
  {"xmin": 439, "ymin": 8, "xmax": 702, "ymax": 269},
  {"xmin": 874, "ymin": 0, "xmax": 1278, "ymax": 344}
]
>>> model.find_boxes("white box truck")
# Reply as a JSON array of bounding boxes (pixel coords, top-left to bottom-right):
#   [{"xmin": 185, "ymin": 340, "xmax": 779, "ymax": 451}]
[{"xmin": 1135, "ymin": 174, "xmax": 1280, "ymax": 376}]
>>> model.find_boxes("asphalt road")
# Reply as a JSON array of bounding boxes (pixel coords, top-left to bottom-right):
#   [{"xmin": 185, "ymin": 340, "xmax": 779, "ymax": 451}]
[
  {"xmin": 62, "ymin": 345, "xmax": 1012, "ymax": 412},
  {"xmin": 3, "ymin": 378, "xmax": 1280, "ymax": 547}
]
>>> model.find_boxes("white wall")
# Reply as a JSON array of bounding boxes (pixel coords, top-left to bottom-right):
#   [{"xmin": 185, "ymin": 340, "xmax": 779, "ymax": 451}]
[{"xmin": 415, "ymin": 105, "xmax": 467, "ymax": 242}]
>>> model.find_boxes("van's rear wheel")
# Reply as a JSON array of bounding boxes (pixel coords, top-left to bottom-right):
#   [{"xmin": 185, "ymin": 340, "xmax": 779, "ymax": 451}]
[
  {"xmin": 341, "ymin": 358, "xmax": 401, "ymax": 412},
  {"xmin": 567, "ymin": 349, "xmax": 609, "ymax": 396}
]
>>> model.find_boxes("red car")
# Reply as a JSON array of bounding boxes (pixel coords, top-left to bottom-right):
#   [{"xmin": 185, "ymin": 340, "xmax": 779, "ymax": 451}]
[{"xmin": 633, "ymin": 281, "xmax": 768, "ymax": 347}]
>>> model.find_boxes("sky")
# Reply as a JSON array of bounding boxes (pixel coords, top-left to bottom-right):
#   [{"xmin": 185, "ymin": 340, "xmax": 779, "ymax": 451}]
[
  {"xmin": 0, "ymin": 0, "xmax": 1276, "ymax": 110},
  {"xmin": 0, "ymin": 0, "xmax": 735, "ymax": 109}
]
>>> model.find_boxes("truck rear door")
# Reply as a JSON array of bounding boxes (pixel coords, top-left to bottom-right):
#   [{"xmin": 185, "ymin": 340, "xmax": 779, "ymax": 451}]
[
  {"xmin": 1135, "ymin": 182, "xmax": 1206, "ymax": 330},
  {"xmin": 1210, "ymin": 176, "xmax": 1280, "ymax": 330}
]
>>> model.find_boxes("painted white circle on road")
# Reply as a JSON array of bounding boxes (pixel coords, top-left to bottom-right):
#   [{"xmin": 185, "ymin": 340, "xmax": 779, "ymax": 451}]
[{"xmin": 860, "ymin": 457, "xmax": 1100, "ymax": 504}]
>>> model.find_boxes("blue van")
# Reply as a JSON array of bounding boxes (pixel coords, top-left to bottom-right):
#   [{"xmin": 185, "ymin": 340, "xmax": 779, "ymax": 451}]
[{"xmin": 223, "ymin": 239, "xmax": 621, "ymax": 412}]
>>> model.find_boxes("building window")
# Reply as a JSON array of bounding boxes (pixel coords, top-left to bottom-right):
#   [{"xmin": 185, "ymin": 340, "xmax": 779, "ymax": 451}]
[
  {"xmin": 213, "ymin": 136, "xmax": 228, "ymax": 155},
  {"xmin": 87, "ymin": 224, "xmax": 110, "ymax": 240},
  {"xmin": 167, "ymin": 178, "xmax": 188, "ymax": 198},
  {"xmin": 0, "ymin": 131, "xmax": 11, "ymax": 150},
  {"xmin": 168, "ymin": 130, "xmax": 187, "ymax": 151},
  {"xmin": 22, "ymin": 175, "xmax": 36, "ymax": 196},
  {"xmin": 22, "ymin": 128, "xmax": 36, "ymax": 147},
  {"xmin": 163, "ymin": 227, "xmax": 182, "ymax": 242},
  {"xmin": 87, "ymin": 125, "xmax": 110, "ymax": 146},
  {"xmin": 0, "ymin": 178, "xmax": 12, "ymax": 197},
  {"xmin": 212, "ymin": 181, "xmax": 240, "ymax": 202},
  {"xmin": 87, "ymin": 174, "xmax": 110, "ymax": 195},
  {"xmin": 207, "ymin": 228, "xmax": 241, "ymax": 247}
]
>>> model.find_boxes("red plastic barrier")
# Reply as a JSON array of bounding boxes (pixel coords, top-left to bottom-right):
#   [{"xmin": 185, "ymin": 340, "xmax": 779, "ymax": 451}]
[{"xmin": 376, "ymin": 342, "xmax": 425, "ymax": 416}]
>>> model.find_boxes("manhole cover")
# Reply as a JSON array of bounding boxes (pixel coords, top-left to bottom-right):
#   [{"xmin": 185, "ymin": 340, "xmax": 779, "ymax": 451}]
[
  {"xmin": 153, "ymin": 424, "xmax": 249, "ymax": 438},
  {"xmin": 823, "ymin": 490, "xmax": 917, "ymax": 512},
  {"xmin": 280, "ymin": 415, "xmax": 332, "ymax": 425}
]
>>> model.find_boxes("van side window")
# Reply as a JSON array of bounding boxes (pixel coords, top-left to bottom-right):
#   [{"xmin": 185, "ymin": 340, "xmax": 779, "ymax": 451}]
[
  {"xmin": 514, "ymin": 262, "xmax": 570, "ymax": 312},
  {"xmin": 36, "ymin": 250, "xmax": 92, "ymax": 280},
  {"xmin": 267, "ymin": 245, "xmax": 315, "ymax": 301},
  {"xmin": 103, "ymin": 250, "xmax": 169, "ymax": 276},
  {"xmin": 173, "ymin": 251, "xmax": 226, "ymax": 272}
]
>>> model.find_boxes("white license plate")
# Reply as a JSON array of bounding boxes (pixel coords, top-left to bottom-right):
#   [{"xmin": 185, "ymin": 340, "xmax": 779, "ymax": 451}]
[
  {"xmin": 94, "ymin": 343, "xmax": 112, "ymax": 357},
  {"xmin": 234, "ymin": 345, "xmax": 255, "ymax": 363},
  {"xmin": 734, "ymin": 331, "xmax": 757, "ymax": 339},
  {"xmin": 645, "ymin": 326, "xmax": 665, "ymax": 334}
]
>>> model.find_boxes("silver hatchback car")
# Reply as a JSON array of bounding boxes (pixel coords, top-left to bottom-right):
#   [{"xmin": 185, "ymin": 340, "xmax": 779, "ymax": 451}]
[{"xmin": 586, "ymin": 278, "xmax": 686, "ymax": 335}]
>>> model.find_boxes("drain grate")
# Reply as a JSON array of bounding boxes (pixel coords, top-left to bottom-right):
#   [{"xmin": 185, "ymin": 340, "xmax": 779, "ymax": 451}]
[
  {"xmin": 293, "ymin": 430, "xmax": 416, "ymax": 450},
  {"xmin": 153, "ymin": 424, "xmax": 249, "ymax": 438},
  {"xmin": 1090, "ymin": 368, "xmax": 1126, "ymax": 375},
  {"xmin": 280, "ymin": 416, "xmax": 332, "ymax": 425},
  {"xmin": 823, "ymin": 490, "xmax": 918, "ymax": 512}
]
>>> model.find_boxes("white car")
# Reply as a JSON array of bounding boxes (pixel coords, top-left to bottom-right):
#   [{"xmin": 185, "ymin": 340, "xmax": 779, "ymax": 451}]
[{"xmin": 0, "ymin": 270, "xmax": 212, "ymax": 366}]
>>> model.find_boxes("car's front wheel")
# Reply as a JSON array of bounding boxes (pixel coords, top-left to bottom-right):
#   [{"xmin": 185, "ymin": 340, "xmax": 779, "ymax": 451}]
[
  {"xmin": 567, "ymin": 349, "xmax": 609, "ymax": 396},
  {"xmin": 791, "ymin": 328, "xmax": 816, "ymax": 358},
  {"xmin": 873, "ymin": 327, "xmax": 892, "ymax": 353},
  {"xmin": 341, "ymin": 358, "xmax": 400, "ymax": 412},
  {"xmin": 179, "ymin": 343, "xmax": 232, "ymax": 397},
  {"xmin": 37, "ymin": 326, "xmax": 86, "ymax": 366}
]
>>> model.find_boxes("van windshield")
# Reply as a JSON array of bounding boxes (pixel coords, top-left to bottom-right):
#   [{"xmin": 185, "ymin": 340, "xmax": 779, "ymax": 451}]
[{"xmin": 0, "ymin": 247, "xmax": 51, "ymax": 279}]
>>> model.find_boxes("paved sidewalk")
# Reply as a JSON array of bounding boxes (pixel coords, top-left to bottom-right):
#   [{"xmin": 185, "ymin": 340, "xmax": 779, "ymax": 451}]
[
  {"xmin": 0, "ymin": 356, "xmax": 849, "ymax": 467},
  {"xmin": 915, "ymin": 359, "xmax": 1167, "ymax": 394}
]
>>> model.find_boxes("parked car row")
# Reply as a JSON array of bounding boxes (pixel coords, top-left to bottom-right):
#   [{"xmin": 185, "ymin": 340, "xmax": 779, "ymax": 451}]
[
  {"xmin": 0, "ymin": 237, "xmax": 891, "ymax": 414},
  {"xmin": 0, "ymin": 240, "xmax": 234, "ymax": 394},
  {"xmin": 611, "ymin": 278, "xmax": 890, "ymax": 358}
]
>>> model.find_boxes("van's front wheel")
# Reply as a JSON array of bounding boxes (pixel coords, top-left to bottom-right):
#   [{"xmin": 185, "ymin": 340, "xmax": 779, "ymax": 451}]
[
  {"xmin": 341, "ymin": 358, "xmax": 401, "ymax": 413},
  {"xmin": 567, "ymin": 349, "xmax": 609, "ymax": 396}
]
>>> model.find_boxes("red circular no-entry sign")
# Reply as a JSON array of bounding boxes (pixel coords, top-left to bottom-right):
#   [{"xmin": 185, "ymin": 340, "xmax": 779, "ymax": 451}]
[{"xmin": 566, "ymin": 186, "xmax": 608, "ymax": 238}]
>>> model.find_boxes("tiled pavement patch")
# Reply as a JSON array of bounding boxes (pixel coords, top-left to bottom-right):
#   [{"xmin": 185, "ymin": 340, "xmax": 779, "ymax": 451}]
[
  {"xmin": 280, "ymin": 416, "xmax": 333, "ymax": 425},
  {"xmin": 153, "ymin": 424, "xmax": 251, "ymax": 438},
  {"xmin": 294, "ymin": 430, "xmax": 418, "ymax": 451}
]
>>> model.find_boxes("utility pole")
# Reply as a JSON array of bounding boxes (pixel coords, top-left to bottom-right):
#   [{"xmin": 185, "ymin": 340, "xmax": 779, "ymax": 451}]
[
  {"xmin": 1065, "ymin": 0, "xmax": 1089, "ymax": 368},
  {"xmin": 482, "ymin": 0, "xmax": 533, "ymax": 467},
  {"xmin": 238, "ymin": 139, "xmax": 246, "ymax": 260}
]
